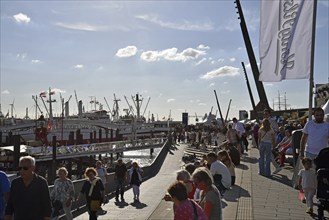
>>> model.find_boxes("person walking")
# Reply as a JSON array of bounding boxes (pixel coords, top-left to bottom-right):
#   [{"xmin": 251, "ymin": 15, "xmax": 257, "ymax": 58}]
[
  {"xmin": 232, "ymin": 118, "xmax": 246, "ymax": 153},
  {"xmin": 114, "ymin": 158, "xmax": 127, "ymax": 202},
  {"xmin": 128, "ymin": 161, "xmax": 143, "ymax": 203},
  {"xmin": 298, "ymin": 157, "xmax": 317, "ymax": 214},
  {"xmin": 77, "ymin": 167, "xmax": 106, "ymax": 220},
  {"xmin": 5, "ymin": 156, "xmax": 52, "ymax": 220},
  {"xmin": 95, "ymin": 161, "xmax": 108, "ymax": 193},
  {"xmin": 258, "ymin": 118, "xmax": 276, "ymax": 177},
  {"xmin": 300, "ymin": 107, "xmax": 329, "ymax": 160},
  {"xmin": 50, "ymin": 167, "xmax": 75, "ymax": 220},
  {"xmin": 226, "ymin": 124, "xmax": 241, "ymax": 154},
  {"xmin": 0, "ymin": 171, "xmax": 10, "ymax": 220}
]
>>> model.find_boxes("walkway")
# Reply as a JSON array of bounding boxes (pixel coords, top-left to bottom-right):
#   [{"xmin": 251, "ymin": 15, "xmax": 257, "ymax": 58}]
[{"xmin": 76, "ymin": 143, "xmax": 328, "ymax": 219}]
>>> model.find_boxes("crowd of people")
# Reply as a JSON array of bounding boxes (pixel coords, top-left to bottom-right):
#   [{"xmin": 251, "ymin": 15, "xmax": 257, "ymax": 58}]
[
  {"xmin": 0, "ymin": 155, "xmax": 137, "ymax": 220},
  {"xmin": 163, "ymin": 107, "xmax": 328, "ymax": 218},
  {"xmin": 0, "ymin": 107, "xmax": 328, "ymax": 219}
]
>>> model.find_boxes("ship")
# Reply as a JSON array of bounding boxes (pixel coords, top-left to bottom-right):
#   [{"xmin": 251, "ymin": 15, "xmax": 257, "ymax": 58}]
[{"xmin": 0, "ymin": 89, "xmax": 181, "ymax": 147}]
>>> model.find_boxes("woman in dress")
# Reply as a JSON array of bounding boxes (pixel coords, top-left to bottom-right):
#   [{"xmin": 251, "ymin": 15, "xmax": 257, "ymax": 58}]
[
  {"xmin": 50, "ymin": 167, "xmax": 75, "ymax": 220},
  {"xmin": 192, "ymin": 167, "xmax": 222, "ymax": 220}
]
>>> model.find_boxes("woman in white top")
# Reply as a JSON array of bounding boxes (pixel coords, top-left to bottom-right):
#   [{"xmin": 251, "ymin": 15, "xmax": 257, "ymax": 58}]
[
  {"xmin": 95, "ymin": 161, "xmax": 108, "ymax": 193},
  {"xmin": 258, "ymin": 118, "xmax": 276, "ymax": 177},
  {"xmin": 51, "ymin": 167, "xmax": 75, "ymax": 220}
]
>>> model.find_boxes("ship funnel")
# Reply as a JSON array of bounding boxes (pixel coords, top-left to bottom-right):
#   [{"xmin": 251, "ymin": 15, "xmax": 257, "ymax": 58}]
[{"xmin": 78, "ymin": 100, "xmax": 83, "ymax": 118}]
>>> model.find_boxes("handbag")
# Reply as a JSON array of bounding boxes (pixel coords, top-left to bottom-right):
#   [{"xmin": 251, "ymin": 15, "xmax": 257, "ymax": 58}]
[
  {"xmin": 51, "ymin": 199, "xmax": 63, "ymax": 217},
  {"xmin": 90, "ymin": 200, "xmax": 101, "ymax": 211},
  {"xmin": 298, "ymin": 189, "xmax": 305, "ymax": 202}
]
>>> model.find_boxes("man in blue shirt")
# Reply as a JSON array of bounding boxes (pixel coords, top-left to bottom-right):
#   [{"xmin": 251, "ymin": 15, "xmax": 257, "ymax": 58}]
[{"xmin": 0, "ymin": 171, "xmax": 10, "ymax": 220}]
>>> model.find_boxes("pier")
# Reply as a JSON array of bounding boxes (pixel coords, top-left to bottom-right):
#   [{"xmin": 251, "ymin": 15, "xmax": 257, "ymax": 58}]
[{"xmin": 73, "ymin": 142, "xmax": 328, "ymax": 220}]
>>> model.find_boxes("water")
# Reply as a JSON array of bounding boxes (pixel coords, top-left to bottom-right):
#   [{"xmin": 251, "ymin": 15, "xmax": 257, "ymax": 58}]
[{"xmin": 122, "ymin": 148, "xmax": 162, "ymax": 167}]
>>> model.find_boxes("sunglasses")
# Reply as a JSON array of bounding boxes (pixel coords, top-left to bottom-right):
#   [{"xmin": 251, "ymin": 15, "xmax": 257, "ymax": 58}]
[{"xmin": 19, "ymin": 166, "xmax": 30, "ymax": 171}]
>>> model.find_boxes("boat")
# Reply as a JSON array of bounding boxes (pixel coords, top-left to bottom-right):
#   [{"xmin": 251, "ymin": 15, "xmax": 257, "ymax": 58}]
[{"xmin": 0, "ymin": 90, "xmax": 180, "ymax": 146}]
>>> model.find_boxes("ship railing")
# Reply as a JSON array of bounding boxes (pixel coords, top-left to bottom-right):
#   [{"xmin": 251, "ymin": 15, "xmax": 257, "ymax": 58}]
[{"xmin": 25, "ymin": 137, "xmax": 165, "ymax": 159}]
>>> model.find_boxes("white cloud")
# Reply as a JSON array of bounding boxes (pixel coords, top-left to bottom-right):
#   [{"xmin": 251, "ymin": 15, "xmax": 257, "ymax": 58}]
[
  {"xmin": 209, "ymin": 83, "xmax": 215, "ymax": 87},
  {"xmin": 2, "ymin": 90, "xmax": 10, "ymax": 94},
  {"xmin": 198, "ymin": 103, "xmax": 206, "ymax": 106},
  {"xmin": 16, "ymin": 53, "xmax": 27, "ymax": 60},
  {"xmin": 200, "ymin": 66, "xmax": 240, "ymax": 79},
  {"xmin": 52, "ymin": 88, "xmax": 66, "ymax": 94},
  {"xmin": 245, "ymin": 62, "xmax": 260, "ymax": 71},
  {"xmin": 136, "ymin": 14, "xmax": 214, "ymax": 31},
  {"xmin": 55, "ymin": 22, "xmax": 108, "ymax": 32},
  {"xmin": 167, "ymin": 98, "xmax": 175, "ymax": 103},
  {"xmin": 197, "ymin": 44, "xmax": 210, "ymax": 50},
  {"xmin": 73, "ymin": 64, "xmax": 84, "ymax": 69},
  {"xmin": 140, "ymin": 47, "xmax": 206, "ymax": 62},
  {"xmin": 116, "ymin": 46, "xmax": 138, "ymax": 57},
  {"xmin": 13, "ymin": 13, "xmax": 31, "ymax": 24},
  {"xmin": 229, "ymin": 57, "xmax": 236, "ymax": 62},
  {"xmin": 218, "ymin": 58, "xmax": 225, "ymax": 62},
  {"xmin": 195, "ymin": 58, "xmax": 207, "ymax": 66},
  {"xmin": 31, "ymin": 59, "xmax": 41, "ymax": 64},
  {"xmin": 210, "ymin": 60, "xmax": 215, "ymax": 64}
]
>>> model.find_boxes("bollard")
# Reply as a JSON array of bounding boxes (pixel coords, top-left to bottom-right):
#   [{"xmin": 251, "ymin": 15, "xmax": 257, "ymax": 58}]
[
  {"xmin": 13, "ymin": 135, "xmax": 20, "ymax": 170},
  {"xmin": 90, "ymin": 132, "xmax": 93, "ymax": 144},
  {"xmin": 51, "ymin": 135, "xmax": 57, "ymax": 183},
  {"xmin": 99, "ymin": 129, "xmax": 102, "ymax": 143}
]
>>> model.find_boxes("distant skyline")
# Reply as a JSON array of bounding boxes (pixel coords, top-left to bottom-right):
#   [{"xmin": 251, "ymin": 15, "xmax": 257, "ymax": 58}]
[{"xmin": 1, "ymin": 0, "xmax": 328, "ymax": 122}]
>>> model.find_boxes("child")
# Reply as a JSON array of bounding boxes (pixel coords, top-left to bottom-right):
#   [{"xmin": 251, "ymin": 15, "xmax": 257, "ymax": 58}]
[
  {"xmin": 298, "ymin": 157, "xmax": 317, "ymax": 214},
  {"xmin": 218, "ymin": 150, "xmax": 236, "ymax": 186},
  {"xmin": 128, "ymin": 161, "xmax": 143, "ymax": 203}
]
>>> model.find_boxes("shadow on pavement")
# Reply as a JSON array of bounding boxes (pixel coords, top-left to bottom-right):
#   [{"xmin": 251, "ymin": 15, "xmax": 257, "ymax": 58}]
[
  {"xmin": 270, "ymin": 173, "xmax": 294, "ymax": 187},
  {"xmin": 223, "ymin": 185, "xmax": 251, "ymax": 202},
  {"xmin": 114, "ymin": 200, "xmax": 129, "ymax": 208},
  {"xmin": 236, "ymin": 164, "xmax": 249, "ymax": 170},
  {"xmin": 130, "ymin": 201, "xmax": 148, "ymax": 209},
  {"xmin": 240, "ymin": 156, "xmax": 258, "ymax": 164}
]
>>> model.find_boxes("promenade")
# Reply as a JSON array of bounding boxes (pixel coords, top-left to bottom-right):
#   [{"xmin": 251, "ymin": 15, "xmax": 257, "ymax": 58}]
[{"xmin": 76, "ymin": 143, "xmax": 328, "ymax": 220}]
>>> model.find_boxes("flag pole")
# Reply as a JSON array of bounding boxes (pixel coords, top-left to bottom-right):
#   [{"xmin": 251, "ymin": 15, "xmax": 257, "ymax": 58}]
[{"xmin": 308, "ymin": 0, "xmax": 318, "ymax": 121}]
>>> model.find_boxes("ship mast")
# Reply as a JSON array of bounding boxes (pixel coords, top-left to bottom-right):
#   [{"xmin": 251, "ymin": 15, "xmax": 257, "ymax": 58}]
[
  {"xmin": 112, "ymin": 94, "xmax": 120, "ymax": 121},
  {"xmin": 47, "ymin": 88, "xmax": 56, "ymax": 120}
]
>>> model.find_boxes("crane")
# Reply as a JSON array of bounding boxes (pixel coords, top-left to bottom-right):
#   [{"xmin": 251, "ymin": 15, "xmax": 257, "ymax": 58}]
[{"xmin": 104, "ymin": 97, "xmax": 112, "ymax": 120}]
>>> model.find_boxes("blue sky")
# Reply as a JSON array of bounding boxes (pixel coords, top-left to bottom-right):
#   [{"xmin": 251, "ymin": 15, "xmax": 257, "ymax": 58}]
[{"xmin": 1, "ymin": 0, "xmax": 328, "ymax": 122}]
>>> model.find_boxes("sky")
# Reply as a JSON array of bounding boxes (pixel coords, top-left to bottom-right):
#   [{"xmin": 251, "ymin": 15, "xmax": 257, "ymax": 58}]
[{"xmin": 0, "ymin": 0, "xmax": 328, "ymax": 123}]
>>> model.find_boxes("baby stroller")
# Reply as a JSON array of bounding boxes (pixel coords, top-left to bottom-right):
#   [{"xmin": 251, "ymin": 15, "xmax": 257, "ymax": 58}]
[{"xmin": 314, "ymin": 147, "xmax": 329, "ymax": 220}]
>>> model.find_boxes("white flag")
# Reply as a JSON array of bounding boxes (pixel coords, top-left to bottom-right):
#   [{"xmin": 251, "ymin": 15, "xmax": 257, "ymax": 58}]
[{"xmin": 259, "ymin": 0, "xmax": 315, "ymax": 82}]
